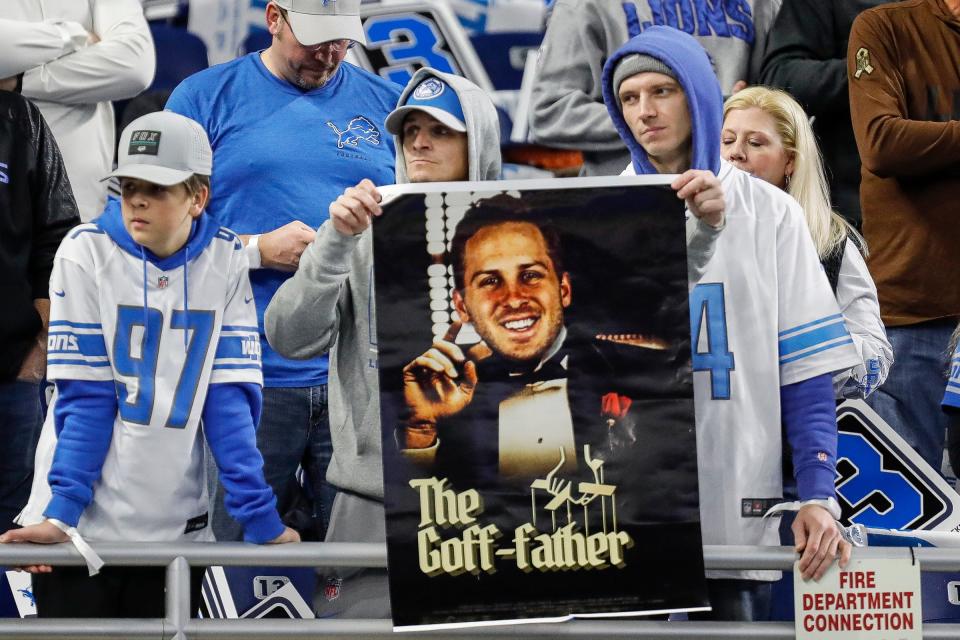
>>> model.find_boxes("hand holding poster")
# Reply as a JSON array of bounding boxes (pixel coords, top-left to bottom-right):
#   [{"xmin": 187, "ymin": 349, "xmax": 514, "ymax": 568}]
[{"xmin": 372, "ymin": 177, "xmax": 708, "ymax": 629}]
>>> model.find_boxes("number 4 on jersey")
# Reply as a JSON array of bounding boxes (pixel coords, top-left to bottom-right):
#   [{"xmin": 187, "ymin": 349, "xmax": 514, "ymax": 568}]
[{"xmin": 690, "ymin": 283, "xmax": 735, "ymax": 400}]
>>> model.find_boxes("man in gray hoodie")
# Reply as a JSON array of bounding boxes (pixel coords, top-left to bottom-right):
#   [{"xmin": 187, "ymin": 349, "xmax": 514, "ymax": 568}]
[
  {"xmin": 264, "ymin": 68, "xmax": 501, "ymax": 617},
  {"xmin": 529, "ymin": 0, "xmax": 780, "ymax": 176}
]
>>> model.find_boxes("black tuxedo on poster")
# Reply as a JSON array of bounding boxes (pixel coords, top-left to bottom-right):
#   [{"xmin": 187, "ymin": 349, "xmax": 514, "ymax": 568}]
[{"xmin": 373, "ymin": 181, "xmax": 707, "ymax": 628}]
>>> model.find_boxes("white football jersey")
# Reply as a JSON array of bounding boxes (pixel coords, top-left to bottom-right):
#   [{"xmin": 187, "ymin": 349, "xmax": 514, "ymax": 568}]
[
  {"xmin": 692, "ymin": 161, "xmax": 860, "ymax": 579},
  {"xmin": 27, "ymin": 221, "xmax": 261, "ymax": 542}
]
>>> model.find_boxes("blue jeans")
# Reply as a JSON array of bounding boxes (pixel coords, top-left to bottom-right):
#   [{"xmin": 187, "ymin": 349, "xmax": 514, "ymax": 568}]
[
  {"xmin": 0, "ymin": 381, "xmax": 43, "ymax": 533},
  {"xmin": 211, "ymin": 385, "xmax": 335, "ymax": 541},
  {"xmin": 866, "ymin": 319, "xmax": 955, "ymax": 472}
]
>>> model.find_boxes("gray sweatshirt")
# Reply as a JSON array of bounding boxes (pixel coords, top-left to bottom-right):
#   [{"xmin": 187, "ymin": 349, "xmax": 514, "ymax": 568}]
[
  {"xmin": 529, "ymin": 0, "xmax": 781, "ymax": 176},
  {"xmin": 264, "ymin": 69, "xmax": 502, "ymax": 499}
]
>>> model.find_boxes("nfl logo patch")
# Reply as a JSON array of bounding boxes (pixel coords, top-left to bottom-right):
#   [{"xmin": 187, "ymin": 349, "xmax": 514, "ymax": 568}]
[
  {"xmin": 158, "ymin": 275, "xmax": 169, "ymax": 289},
  {"xmin": 323, "ymin": 577, "xmax": 342, "ymax": 602}
]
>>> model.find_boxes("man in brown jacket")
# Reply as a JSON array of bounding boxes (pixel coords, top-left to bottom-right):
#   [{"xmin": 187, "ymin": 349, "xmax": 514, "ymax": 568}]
[{"xmin": 848, "ymin": 0, "xmax": 960, "ymax": 472}]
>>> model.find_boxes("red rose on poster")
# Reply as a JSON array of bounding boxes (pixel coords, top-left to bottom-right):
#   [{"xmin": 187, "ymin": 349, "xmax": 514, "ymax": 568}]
[{"xmin": 602, "ymin": 392, "xmax": 632, "ymax": 422}]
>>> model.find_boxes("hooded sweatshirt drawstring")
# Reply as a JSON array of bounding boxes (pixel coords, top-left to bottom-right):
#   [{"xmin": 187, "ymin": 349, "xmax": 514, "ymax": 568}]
[
  {"xmin": 140, "ymin": 245, "xmax": 149, "ymax": 344},
  {"xmin": 139, "ymin": 229, "xmax": 193, "ymax": 352}
]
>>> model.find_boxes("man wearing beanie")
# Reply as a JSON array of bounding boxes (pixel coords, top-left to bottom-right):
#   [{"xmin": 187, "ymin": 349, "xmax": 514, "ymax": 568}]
[
  {"xmin": 602, "ymin": 25, "xmax": 860, "ymax": 620},
  {"xmin": 264, "ymin": 68, "xmax": 501, "ymax": 617}
]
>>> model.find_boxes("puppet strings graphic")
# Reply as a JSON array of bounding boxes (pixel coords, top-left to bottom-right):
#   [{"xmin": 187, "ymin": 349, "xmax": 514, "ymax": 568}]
[{"xmin": 410, "ymin": 445, "xmax": 633, "ymax": 577}]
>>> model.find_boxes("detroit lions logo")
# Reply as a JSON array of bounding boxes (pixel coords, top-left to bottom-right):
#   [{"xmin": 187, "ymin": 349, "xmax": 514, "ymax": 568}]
[
  {"xmin": 326, "ymin": 116, "xmax": 382, "ymax": 149},
  {"xmin": 413, "ymin": 77, "xmax": 445, "ymax": 100},
  {"xmin": 17, "ymin": 588, "xmax": 35, "ymax": 606}
]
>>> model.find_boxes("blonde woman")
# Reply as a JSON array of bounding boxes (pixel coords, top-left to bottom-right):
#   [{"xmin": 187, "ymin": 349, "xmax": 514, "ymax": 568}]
[{"xmin": 721, "ymin": 86, "xmax": 891, "ymax": 400}]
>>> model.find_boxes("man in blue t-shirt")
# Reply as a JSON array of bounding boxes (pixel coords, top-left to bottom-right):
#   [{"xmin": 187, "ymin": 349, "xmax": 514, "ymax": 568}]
[{"xmin": 166, "ymin": 0, "xmax": 400, "ymax": 541}]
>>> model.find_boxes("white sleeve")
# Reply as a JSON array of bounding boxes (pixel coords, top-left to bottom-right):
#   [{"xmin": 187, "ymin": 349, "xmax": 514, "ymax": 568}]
[
  {"xmin": 775, "ymin": 197, "xmax": 861, "ymax": 385},
  {"xmin": 832, "ymin": 239, "xmax": 893, "ymax": 398},
  {"xmin": 210, "ymin": 240, "xmax": 264, "ymax": 386},
  {"xmin": 47, "ymin": 240, "xmax": 113, "ymax": 383},
  {"xmin": 0, "ymin": 18, "xmax": 89, "ymax": 78},
  {"xmin": 19, "ymin": 0, "xmax": 155, "ymax": 105}
]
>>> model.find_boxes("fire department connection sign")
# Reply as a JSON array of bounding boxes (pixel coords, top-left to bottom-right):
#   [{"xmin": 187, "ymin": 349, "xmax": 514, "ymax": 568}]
[{"xmin": 795, "ymin": 556, "xmax": 922, "ymax": 638}]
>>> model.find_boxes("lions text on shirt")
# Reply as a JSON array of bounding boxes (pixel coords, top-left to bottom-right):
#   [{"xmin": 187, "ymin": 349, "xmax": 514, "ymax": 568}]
[{"xmin": 40, "ymin": 222, "xmax": 261, "ymax": 542}]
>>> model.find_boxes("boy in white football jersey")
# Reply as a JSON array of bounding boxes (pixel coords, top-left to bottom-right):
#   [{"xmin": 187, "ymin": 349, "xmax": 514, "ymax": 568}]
[
  {"xmin": 600, "ymin": 27, "xmax": 862, "ymax": 620},
  {"xmin": 0, "ymin": 111, "xmax": 298, "ymax": 617}
]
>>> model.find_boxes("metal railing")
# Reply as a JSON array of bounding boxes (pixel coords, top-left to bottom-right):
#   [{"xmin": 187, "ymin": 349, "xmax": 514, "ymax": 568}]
[{"xmin": 2, "ymin": 543, "xmax": 960, "ymax": 639}]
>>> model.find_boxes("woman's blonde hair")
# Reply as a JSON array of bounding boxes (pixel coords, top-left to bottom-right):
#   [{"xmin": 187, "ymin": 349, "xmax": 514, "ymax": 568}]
[{"xmin": 723, "ymin": 86, "xmax": 864, "ymax": 259}]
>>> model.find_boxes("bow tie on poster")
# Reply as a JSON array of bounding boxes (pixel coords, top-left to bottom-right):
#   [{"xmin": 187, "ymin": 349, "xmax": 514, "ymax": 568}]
[{"xmin": 482, "ymin": 356, "xmax": 569, "ymax": 387}]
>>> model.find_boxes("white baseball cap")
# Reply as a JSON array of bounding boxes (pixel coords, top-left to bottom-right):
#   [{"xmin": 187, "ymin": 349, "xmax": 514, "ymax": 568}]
[
  {"xmin": 274, "ymin": 0, "xmax": 366, "ymax": 47},
  {"xmin": 104, "ymin": 111, "xmax": 212, "ymax": 186}
]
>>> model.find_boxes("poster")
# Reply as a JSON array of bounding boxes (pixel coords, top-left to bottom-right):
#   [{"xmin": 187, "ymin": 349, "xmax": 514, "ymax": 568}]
[{"xmin": 373, "ymin": 177, "xmax": 707, "ymax": 629}]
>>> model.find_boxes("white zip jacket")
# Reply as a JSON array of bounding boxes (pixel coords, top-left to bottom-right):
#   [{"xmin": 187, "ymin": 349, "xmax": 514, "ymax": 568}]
[{"xmin": 0, "ymin": 0, "xmax": 155, "ymax": 221}]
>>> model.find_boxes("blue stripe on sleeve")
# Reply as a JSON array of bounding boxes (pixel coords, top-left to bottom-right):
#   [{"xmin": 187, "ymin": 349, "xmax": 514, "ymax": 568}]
[
  {"xmin": 215, "ymin": 335, "xmax": 259, "ymax": 360},
  {"xmin": 47, "ymin": 331, "xmax": 108, "ymax": 358},
  {"xmin": 48, "ymin": 359, "xmax": 111, "ymax": 367},
  {"xmin": 778, "ymin": 313, "xmax": 844, "ymax": 338},
  {"xmin": 212, "ymin": 363, "xmax": 262, "ymax": 371},
  {"xmin": 67, "ymin": 227, "xmax": 105, "ymax": 240},
  {"xmin": 49, "ymin": 320, "xmax": 103, "ymax": 329},
  {"xmin": 222, "ymin": 325, "xmax": 260, "ymax": 333},
  {"xmin": 779, "ymin": 319, "xmax": 849, "ymax": 358},
  {"xmin": 780, "ymin": 337, "xmax": 854, "ymax": 365}
]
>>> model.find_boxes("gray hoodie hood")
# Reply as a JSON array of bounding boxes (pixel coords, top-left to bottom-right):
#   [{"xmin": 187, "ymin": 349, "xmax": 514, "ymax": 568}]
[{"xmin": 392, "ymin": 68, "xmax": 501, "ymax": 184}]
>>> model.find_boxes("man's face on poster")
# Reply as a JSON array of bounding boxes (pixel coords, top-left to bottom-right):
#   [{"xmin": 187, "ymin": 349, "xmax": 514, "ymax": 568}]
[{"xmin": 453, "ymin": 221, "xmax": 571, "ymax": 364}]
